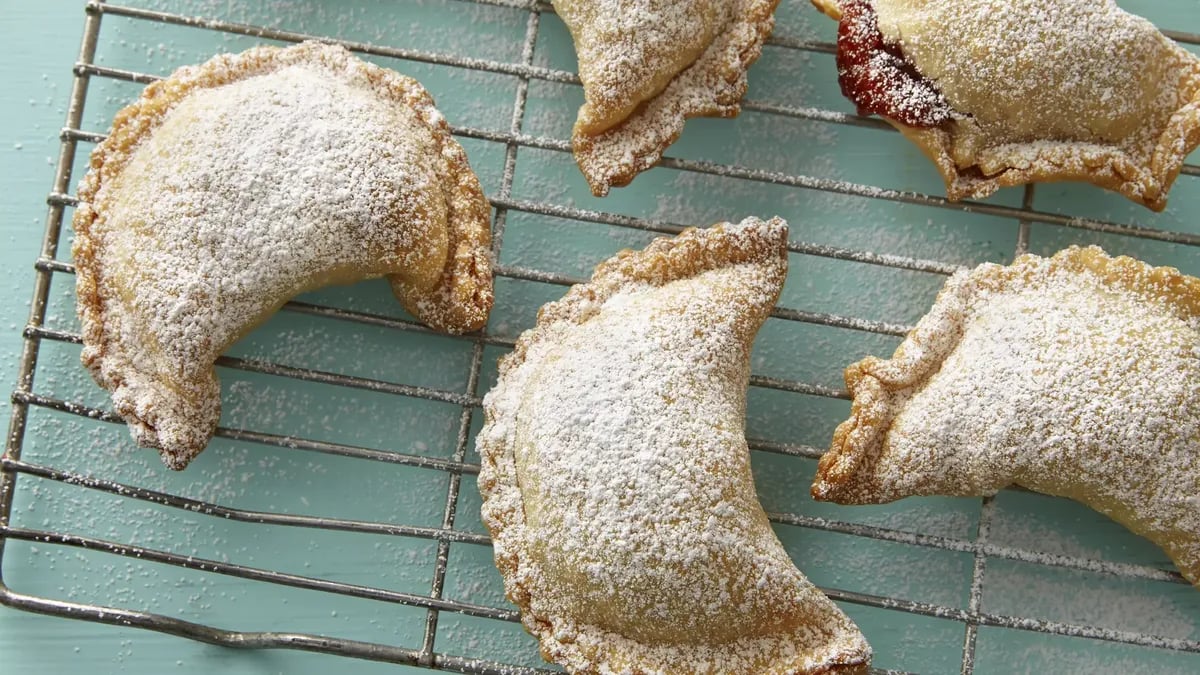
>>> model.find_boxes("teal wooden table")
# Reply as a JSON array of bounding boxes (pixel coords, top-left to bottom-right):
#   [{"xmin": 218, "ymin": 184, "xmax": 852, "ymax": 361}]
[{"xmin": 1, "ymin": 2, "xmax": 1199, "ymax": 674}]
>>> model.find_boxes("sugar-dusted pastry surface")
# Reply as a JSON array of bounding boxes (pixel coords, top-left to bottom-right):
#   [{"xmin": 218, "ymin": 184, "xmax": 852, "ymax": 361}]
[
  {"xmin": 479, "ymin": 219, "xmax": 871, "ymax": 673},
  {"xmin": 815, "ymin": 0, "xmax": 1200, "ymax": 210},
  {"xmin": 556, "ymin": 0, "xmax": 779, "ymax": 196},
  {"xmin": 813, "ymin": 247, "xmax": 1200, "ymax": 584},
  {"xmin": 556, "ymin": 0, "xmax": 727, "ymax": 136},
  {"xmin": 872, "ymin": 0, "xmax": 1187, "ymax": 146},
  {"xmin": 73, "ymin": 42, "xmax": 492, "ymax": 469}
]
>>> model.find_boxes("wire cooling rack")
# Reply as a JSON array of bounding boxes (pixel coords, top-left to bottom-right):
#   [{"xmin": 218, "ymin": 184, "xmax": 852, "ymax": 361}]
[{"xmin": 3, "ymin": 1, "xmax": 1200, "ymax": 673}]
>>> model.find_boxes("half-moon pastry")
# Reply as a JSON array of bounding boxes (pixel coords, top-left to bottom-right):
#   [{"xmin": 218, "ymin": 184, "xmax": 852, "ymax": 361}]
[
  {"xmin": 556, "ymin": 0, "xmax": 780, "ymax": 196},
  {"xmin": 812, "ymin": 247, "xmax": 1200, "ymax": 584},
  {"xmin": 812, "ymin": 0, "xmax": 1200, "ymax": 211},
  {"xmin": 478, "ymin": 218, "xmax": 871, "ymax": 673},
  {"xmin": 73, "ymin": 41, "xmax": 493, "ymax": 469}
]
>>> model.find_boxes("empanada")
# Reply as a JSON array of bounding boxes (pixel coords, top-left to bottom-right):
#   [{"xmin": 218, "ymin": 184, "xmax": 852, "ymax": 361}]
[
  {"xmin": 812, "ymin": 247, "xmax": 1200, "ymax": 584},
  {"xmin": 73, "ymin": 42, "xmax": 493, "ymax": 470},
  {"xmin": 813, "ymin": 0, "xmax": 1200, "ymax": 211},
  {"xmin": 478, "ymin": 218, "xmax": 871, "ymax": 674},
  {"xmin": 555, "ymin": 0, "xmax": 779, "ymax": 196}
]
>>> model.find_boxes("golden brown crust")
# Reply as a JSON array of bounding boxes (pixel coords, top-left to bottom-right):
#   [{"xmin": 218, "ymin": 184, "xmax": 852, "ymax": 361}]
[
  {"xmin": 565, "ymin": 0, "xmax": 780, "ymax": 196},
  {"xmin": 812, "ymin": 0, "xmax": 1200, "ymax": 211},
  {"xmin": 812, "ymin": 245, "xmax": 1200, "ymax": 505},
  {"xmin": 503, "ymin": 217, "xmax": 790, "ymax": 376},
  {"xmin": 73, "ymin": 42, "xmax": 493, "ymax": 469},
  {"xmin": 895, "ymin": 115, "xmax": 1200, "ymax": 212},
  {"xmin": 75, "ymin": 42, "xmax": 492, "ymax": 341},
  {"xmin": 480, "ymin": 218, "xmax": 873, "ymax": 674}
]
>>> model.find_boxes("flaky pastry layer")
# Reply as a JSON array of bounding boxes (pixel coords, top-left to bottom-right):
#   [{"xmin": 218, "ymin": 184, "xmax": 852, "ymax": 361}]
[{"xmin": 561, "ymin": 0, "xmax": 780, "ymax": 196}]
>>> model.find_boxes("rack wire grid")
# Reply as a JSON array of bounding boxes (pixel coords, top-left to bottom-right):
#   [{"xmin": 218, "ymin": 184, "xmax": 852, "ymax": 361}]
[{"xmin": 2, "ymin": 1, "xmax": 1200, "ymax": 673}]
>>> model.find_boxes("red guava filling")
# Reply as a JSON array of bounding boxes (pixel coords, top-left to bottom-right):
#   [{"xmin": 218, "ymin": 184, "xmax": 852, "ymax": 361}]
[{"xmin": 836, "ymin": 0, "xmax": 952, "ymax": 128}]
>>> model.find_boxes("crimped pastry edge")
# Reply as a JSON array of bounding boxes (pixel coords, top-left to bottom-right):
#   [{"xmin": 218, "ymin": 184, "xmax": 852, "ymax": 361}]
[
  {"xmin": 570, "ymin": 0, "xmax": 781, "ymax": 196},
  {"xmin": 811, "ymin": 0, "xmax": 1200, "ymax": 212},
  {"xmin": 811, "ymin": 245, "xmax": 1200, "ymax": 505},
  {"xmin": 478, "ymin": 216, "xmax": 873, "ymax": 674},
  {"xmin": 73, "ymin": 41, "xmax": 493, "ymax": 468}
]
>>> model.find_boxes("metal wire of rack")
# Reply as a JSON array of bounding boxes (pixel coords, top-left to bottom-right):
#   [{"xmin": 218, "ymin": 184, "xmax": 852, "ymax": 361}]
[{"xmin": 2, "ymin": 1, "xmax": 1199, "ymax": 674}]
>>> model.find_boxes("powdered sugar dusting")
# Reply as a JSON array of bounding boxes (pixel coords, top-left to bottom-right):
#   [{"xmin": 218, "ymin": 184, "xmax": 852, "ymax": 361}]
[
  {"xmin": 73, "ymin": 42, "xmax": 491, "ymax": 469},
  {"xmin": 478, "ymin": 219, "xmax": 871, "ymax": 673},
  {"xmin": 872, "ymin": 0, "xmax": 1190, "ymax": 144},
  {"xmin": 820, "ymin": 0, "xmax": 1200, "ymax": 209},
  {"xmin": 560, "ymin": 0, "xmax": 779, "ymax": 195},
  {"xmin": 814, "ymin": 247, "xmax": 1200, "ymax": 585},
  {"xmin": 558, "ymin": 0, "xmax": 732, "ymax": 135},
  {"xmin": 835, "ymin": 0, "xmax": 951, "ymax": 128}
]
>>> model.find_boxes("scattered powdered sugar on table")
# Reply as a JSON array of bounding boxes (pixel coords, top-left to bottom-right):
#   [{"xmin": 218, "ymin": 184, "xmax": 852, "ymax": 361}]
[
  {"xmin": 983, "ymin": 565, "xmax": 1199, "ymax": 641},
  {"xmin": 137, "ymin": 0, "xmax": 527, "ymax": 63},
  {"xmin": 996, "ymin": 638, "xmax": 1200, "ymax": 675},
  {"xmin": 987, "ymin": 512, "xmax": 1119, "ymax": 562}
]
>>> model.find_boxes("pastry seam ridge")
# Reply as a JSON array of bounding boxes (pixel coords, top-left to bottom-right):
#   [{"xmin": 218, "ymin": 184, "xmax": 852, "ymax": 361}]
[
  {"xmin": 811, "ymin": 245, "xmax": 1200, "ymax": 505},
  {"xmin": 572, "ymin": 0, "xmax": 780, "ymax": 196},
  {"xmin": 73, "ymin": 41, "xmax": 492, "ymax": 467},
  {"xmin": 477, "ymin": 217, "xmax": 873, "ymax": 673}
]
